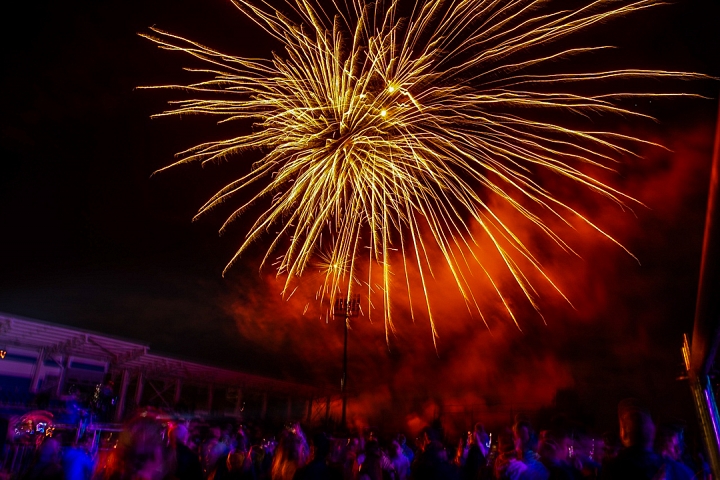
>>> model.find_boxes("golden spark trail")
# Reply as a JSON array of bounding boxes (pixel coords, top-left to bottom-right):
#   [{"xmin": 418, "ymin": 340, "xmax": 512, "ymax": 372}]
[{"xmin": 142, "ymin": 0, "xmax": 707, "ymax": 343}]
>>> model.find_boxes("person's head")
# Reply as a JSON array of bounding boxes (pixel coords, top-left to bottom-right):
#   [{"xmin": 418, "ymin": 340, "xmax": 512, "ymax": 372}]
[
  {"xmin": 365, "ymin": 439, "xmax": 380, "ymax": 457},
  {"xmin": 541, "ymin": 428, "xmax": 573, "ymax": 463},
  {"xmin": 618, "ymin": 399, "xmax": 655, "ymax": 450},
  {"xmin": 513, "ymin": 418, "xmax": 535, "ymax": 453},
  {"xmin": 601, "ymin": 431, "xmax": 621, "ymax": 461},
  {"xmin": 656, "ymin": 424, "xmax": 684, "ymax": 461},
  {"xmin": 424, "ymin": 440, "xmax": 447, "ymax": 462},
  {"xmin": 235, "ymin": 427, "xmax": 248, "ymax": 453},
  {"xmin": 348, "ymin": 437, "xmax": 360, "ymax": 451},
  {"xmin": 397, "ymin": 434, "xmax": 407, "ymax": 447},
  {"xmin": 272, "ymin": 430, "xmax": 309, "ymax": 480},
  {"xmin": 497, "ymin": 429, "xmax": 516, "ymax": 459},
  {"xmin": 312, "ymin": 433, "xmax": 331, "ymax": 461},
  {"xmin": 173, "ymin": 424, "xmax": 189, "ymax": 446},
  {"xmin": 114, "ymin": 416, "xmax": 175, "ymax": 480},
  {"xmin": 421, "ymin": 426, "xmax": 441, "ymax": 450},
  {"xmin": 390, "ymin": 440, "xmax": 402, "ymax": 458},
  {"xmin": 38, "ymin": 437, "xmax": 61, "ymax": 464},
  {"xmin": 227, "ymin": 451, "xmax": 249, "ymax": 472},
  {"xmin": 538, "ymin": 434, "xmax": 561, "ymax": 463},
  {"xmin": 472, "ymin": 422, "xmax": 490, "ymax": 455}
]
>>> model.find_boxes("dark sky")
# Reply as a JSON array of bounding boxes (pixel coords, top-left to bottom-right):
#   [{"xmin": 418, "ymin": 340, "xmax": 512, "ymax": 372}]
[{"xmin": 1, "ymin": 0, "xmax": 719, "ymax": 435}]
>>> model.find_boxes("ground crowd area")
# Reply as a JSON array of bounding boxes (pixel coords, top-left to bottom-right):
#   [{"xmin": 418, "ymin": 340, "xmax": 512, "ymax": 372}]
[{"xmin": 1, "ymin": 397, "xmax": 709, "ymax": 480}]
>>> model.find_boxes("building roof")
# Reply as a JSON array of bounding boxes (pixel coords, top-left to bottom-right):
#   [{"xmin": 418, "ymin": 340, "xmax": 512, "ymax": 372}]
[{"xmin": 0, "ymin": 312, "xmax": 330, "ymax": 398}]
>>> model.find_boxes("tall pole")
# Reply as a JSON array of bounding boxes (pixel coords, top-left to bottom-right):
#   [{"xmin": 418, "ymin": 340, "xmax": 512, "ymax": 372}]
[
  {"xmin": 687, "ymin": 99, "xmax": 720, "ymax": 478},
  {"xmin": 342, "ymin": 314, "xmax": 348, "ymax": 425},
  {"xmin": 334, "ymin": 295, "xmax": 360, "ymax": 430},
  {"xmin": 691, "ymin": 98, "xmax": 720, "ymax": 380}
]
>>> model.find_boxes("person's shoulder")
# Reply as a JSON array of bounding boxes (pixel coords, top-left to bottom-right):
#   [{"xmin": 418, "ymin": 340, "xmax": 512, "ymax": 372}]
[
  {"xmin": 616, "ymin": 446, "xmax": 660, "ymax": 463},
  {"xmin": 292, "ymin": 463, "xmax": 311, "ymax": 480},
  {"xmin": 521, "ymin": 457, "xmax": 548, "ymax": 480},
  {"xmin": 662, "ymin": 458, "xmax": 696, "ymax": 480},
  {"xmin": 507, "ymin": 459, "xmax": 528, "ymax": 474},
  {"xmin": 603, "ymin": 447, "xmax": 662, "ymax": 480}
]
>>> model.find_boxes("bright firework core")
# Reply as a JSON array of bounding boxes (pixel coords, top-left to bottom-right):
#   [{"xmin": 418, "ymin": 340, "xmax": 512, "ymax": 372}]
[{"xmin": 142, "ymin": 0, "xmax": 706, "ymax": 343}]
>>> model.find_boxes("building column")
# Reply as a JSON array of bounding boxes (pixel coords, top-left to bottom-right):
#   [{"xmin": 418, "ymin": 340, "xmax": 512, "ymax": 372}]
[
  {"xmin": 260, "ymin": 393, "xmax": 268, "ymax": 420},
  {"xmin": 134, "ymin": 371, "xmax": 144, "ymax": 407},
  {"xmin": 56, "ymin": 355, "xmax": 70, "ymax": 397},
  {"xmin": 115, "ymin": 369, "xmax": 131, "ymax": 422},
  {"xmin": 234, "ymin": 388, "xmax": 243, "ymax": 416},
  {"xmin": 173, "ymin": 379, "xmax": 182, "ymax": 405},
  {"xmin": 29, "ymin": 348, "xmax": 46, "ymax": 393}
]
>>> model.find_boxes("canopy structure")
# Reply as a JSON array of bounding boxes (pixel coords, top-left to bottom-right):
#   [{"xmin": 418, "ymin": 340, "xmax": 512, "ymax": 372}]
[{"xmin": 0, "ymin": 312, "xmax": 339, "ymax": 424}]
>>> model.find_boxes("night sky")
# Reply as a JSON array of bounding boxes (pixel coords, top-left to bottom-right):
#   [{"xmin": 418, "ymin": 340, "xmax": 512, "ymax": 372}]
[{"xmin": 1, "ymin": 0, "xmax": 719, "ymax": 435}]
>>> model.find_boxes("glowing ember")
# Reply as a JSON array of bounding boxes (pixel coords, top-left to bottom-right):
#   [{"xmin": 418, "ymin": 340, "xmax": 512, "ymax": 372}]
[{"xmin": 142, "ymin": 0, "xmax": 705, "ymax": 343}]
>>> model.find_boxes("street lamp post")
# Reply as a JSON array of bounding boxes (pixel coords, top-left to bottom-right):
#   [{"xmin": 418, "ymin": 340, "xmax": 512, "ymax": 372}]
[{"xmin": 334, "ymin": 294, "xmax": 360, "ymax": 429}]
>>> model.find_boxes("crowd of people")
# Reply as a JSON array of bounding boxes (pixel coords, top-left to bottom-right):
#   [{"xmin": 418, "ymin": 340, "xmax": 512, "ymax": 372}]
[{"xmin": 11, "ymin": 398, "xmax": 710, "ymax": 480}]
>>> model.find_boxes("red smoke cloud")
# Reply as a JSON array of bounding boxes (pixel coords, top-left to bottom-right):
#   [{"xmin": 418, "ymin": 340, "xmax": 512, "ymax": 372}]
[{"xmin": 224, "ymin": 116, "xmax": 716, "ymax": 437}]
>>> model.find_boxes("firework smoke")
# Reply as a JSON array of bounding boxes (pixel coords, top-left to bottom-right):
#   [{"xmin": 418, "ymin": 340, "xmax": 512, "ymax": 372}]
[{"xmin": 142, "ymin": 0, "xmax": 706, "ymax": 342}]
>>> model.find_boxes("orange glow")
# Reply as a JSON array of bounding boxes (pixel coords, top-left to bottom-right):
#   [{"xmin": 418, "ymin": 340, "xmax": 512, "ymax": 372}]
[
  {"xmin": 143, "ymin": 0, "xmax": 707, "ymax": 344},
  {"xmin": 220, "ymin": 121, "xmax": 715, "ymax": 432}
]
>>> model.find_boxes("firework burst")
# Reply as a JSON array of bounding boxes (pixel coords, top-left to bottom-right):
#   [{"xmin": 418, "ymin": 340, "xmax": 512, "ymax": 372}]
[{"xmin": 142, "ymin": 0, "xmax": 705, "ymax": 343}]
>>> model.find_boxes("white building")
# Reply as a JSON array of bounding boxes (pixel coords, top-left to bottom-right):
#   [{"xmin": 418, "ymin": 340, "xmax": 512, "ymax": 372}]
[{"xmin": 0, "ymin": 312, "xmax": 339, "ymax": 424}]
